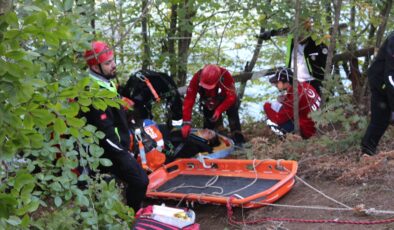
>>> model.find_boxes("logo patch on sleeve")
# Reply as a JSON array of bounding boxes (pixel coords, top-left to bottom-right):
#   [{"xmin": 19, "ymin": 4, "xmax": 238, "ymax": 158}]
[{"xmin": 100, "ymin": 113, "xmax": 107, "ymax": 120}]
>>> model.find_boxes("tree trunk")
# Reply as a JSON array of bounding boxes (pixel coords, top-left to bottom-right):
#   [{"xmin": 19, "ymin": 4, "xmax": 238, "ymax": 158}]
[
  {"xmin": 119, "ymin": 1, "xmax": 125, "ymax": 65},
  {"xmin": 324, "ymin": 0, "xmax": 342, "ymax": 80},
  {"xmin": 168, "ymin": 3, "xmax": 178, "ymax": 79},
  {"xmin": 0, "ymin": 0, "xmax": 12, "ymax": 15},
  {"xmin": 375, "ymin": 0, "xmax": 393, "ymax": 49},
  {"xmin": 346, "ymin": 1, "xmax": 364, "ymax": 103},
  {"xmin": 89, "ymin": 0, "xmax": 95, "ymax": 34},
  {"xmin": 177, "ymin": 0, "xmax": 196, "ymax": 86},
  {"xmin": 293, "ymin": 0, "xmax": 300, "ymax": 135},
  {"xmin": 238, "ymin": 26, "xmax": 266, "ymax": 100},
  {"xmin": 141, "ymin": 0, "xmax": 150, "ymax": 70}
]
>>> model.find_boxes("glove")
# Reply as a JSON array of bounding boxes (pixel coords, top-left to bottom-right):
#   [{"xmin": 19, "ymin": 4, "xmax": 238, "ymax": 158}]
[
  {"xmin": 181, "ymin": 124, "xmax": 191, "ymax": 139},
  {"xmin": 121, "ymin": 97, "xmax": 134, "ymax": 110},
  {"xmin": 210, "ymin": 110, "xmax": 221, "ymax": 122},
  {"xmin": 263, "ymin": 102, "xmax": 271, "ymax": 112}
]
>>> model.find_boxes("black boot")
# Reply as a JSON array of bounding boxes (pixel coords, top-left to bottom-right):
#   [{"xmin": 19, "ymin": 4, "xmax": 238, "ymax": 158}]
[{"xmin": 232, "ymin": 132, "xmax": 245, "ymax": 147}]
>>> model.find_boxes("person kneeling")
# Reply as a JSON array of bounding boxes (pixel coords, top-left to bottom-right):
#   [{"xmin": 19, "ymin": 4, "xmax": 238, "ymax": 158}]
[{"xmin": 263, "ymin": 68, "xmax": 321, "ymax": 139}]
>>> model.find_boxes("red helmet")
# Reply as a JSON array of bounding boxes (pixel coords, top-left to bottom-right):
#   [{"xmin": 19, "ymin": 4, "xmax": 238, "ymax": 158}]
[
  {"xmin": 199, "ymin": 64, "xmax": 222, "ymax": 90},
  {"xmin": 84, "ymin": 41, "xmax": 114, "ymax": 67}
]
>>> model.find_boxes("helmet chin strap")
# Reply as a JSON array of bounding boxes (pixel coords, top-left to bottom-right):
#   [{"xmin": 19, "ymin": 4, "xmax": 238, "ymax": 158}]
[{"xmin": 94, "ymin": 64, "xmax": 116, "ymax": 80}]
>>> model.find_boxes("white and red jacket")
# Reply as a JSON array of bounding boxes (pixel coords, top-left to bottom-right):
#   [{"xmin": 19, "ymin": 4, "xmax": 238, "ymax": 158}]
[
  {"xmin": 264, "ymin": 82, "xmax": 321, "ymax": 139},
  {"xmin": 183, "ymin": 67, "xmax": 237, "ymax": 122}
]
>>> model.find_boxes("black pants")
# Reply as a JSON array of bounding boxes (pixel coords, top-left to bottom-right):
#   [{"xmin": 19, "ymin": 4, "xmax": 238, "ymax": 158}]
[
  {"xmin": 202, "ymin": 100, "xmax": 244, "ymax": 144},
  {"xmin": 361, "ymin": 80, "xmax": 393, "ymax": 155},
  {"xmin": 100, "ymin": 151, "xmax": 149, "ymax": 212}
]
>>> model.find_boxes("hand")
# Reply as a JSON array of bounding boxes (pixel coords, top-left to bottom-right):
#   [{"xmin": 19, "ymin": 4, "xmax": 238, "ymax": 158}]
[
  {"xmin": 277, "ymin": 95, "xmax": 285, "ymax": 103},
  {"xmin": 210, "ymin": 110, "xmax": 221, "ymax": 122},
  {"xmin": 181, "ymin": 124, "xmax": 191, "ymax": 139}
]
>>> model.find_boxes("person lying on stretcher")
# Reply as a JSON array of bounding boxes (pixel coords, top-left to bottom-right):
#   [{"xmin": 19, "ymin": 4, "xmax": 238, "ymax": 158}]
[{"xmin": 160, "ymin": 128, "xmax": 221, "ymax": 163}]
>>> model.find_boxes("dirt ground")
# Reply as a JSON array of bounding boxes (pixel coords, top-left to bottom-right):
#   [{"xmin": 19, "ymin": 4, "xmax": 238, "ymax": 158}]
[
  {"xmin": 190, "ymin": 151, "xmax": 394, "ymax": 230},
  {"xmin": 169, "ymin": 126, "xmax": 394, "ymax": 230}
]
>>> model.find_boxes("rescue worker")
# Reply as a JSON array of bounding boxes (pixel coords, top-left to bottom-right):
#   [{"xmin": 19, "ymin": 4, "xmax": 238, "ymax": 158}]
[
  {"xmin": 120, "ymin": 69, "xmax": 183, "ymax": 129},
  {"xmin": 260, "ymin": 19, "xmax": 328, "ymax": 95},
  {"xmin": 83, "ymin": 41, "xmax": 148, "ymax": 212},
  {"xmin": 285, "ymin": 19, "xmax": 328, "ymax": 96},
  {"xmin": 181, "ymin": 64, "xmax": 245, "ymax": 146},
  {"xmin": 361, "ymin": 32, "xmax": 394, "ymax": 155},
  {"xmin": 264, "ymin": 67, "xmax": 321, "ymax": 139}
]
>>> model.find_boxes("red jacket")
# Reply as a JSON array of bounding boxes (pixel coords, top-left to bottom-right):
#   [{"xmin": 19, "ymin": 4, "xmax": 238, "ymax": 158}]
[
  {"xmin": 183, "ymin": 67, "xmax": 237, "ymax": 122},
  {"xmin": 264, "ymin": 82, "xmax": 321, "ymax": 138}
]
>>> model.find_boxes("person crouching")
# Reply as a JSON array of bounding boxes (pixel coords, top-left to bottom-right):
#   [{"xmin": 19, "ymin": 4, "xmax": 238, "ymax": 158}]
[{"xmin": 263, "ymin": 67, "xmax": 321, "ymax": 139}]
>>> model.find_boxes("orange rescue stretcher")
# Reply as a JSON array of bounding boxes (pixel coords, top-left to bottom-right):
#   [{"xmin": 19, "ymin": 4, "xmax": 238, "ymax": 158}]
[{"xmin": 147, "ymin": 158, "xmax": 298, "ymax": 208}]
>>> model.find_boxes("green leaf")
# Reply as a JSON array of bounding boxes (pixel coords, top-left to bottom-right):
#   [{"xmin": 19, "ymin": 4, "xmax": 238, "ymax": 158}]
[
  {"xmin": 92, "ymin": 98, "xmax": 107, "ymax": 111},
  {"xmin": 20, "ymin": 183, "xmax": 35, "ymax": 200},
  {"xmin": 77, "ymin": 194, "xmax": 89, "ymax": 207},
  {"xmin": 96, "ymin": 89, "xmax": 117, "ymax": 98},
  {"xmin": 23, "ymin": 13, "xmax": 38, "ymax": 25},
  {"xmin": 66, "ymin": 117, "xmax": 85, "ymax": 128},
  {"xmin": 95, "ymin": 131, "xmax": 105, "ymax": 139},
  {"xmin": 90, "ymin": 145, "xmax": 104, "ymax": 157},
  {"xmin": 69, "ymin": 127, "xmax": 79, "ymax": 138},
  {"xmin": 29, "ymin": 133, "xmax": 44, "ymax": 149},
  {"xmin": 81, "ymin": 106, "xmax": 90, "ymax": 113},
  {"xmin": 14, "ymin": 173, "xmax": 35, "ymax": 192},
  {"xmin": 56, "ymin": 26, "xmax": 72, "ymax": 39},
  {"xmin": 5, "ymin": 12, "xmax": 18, "ymax": 26},
  {"xmin": 50, "ymin": 182, "xmax": 62, "ymax": 192},
  {"xmin": 6, "ymin": 215, "xmax": 21, "ymax": 226},
  {"xmin": 59, "ymin": 88, "xmax": 78, "ymax": 98},
  {"xmin": 31, "ymin": 108, "xmax": 53, "ymax": 120},
  {"xmin": 23, "ymin": 114, "xmax": 34, "ymax": 129},
  {"xmin": 0, "ymin": 194, "xmax": 18, "ymax": 218},
  {"xmin": 64, "ymin": 0, "xmax": 74, "ymax": 11},
  {"xmin": 54, "ymin": 118, "xmax": 67, "ymax": 134},
  {"xmin": 54, "ymin": 196, "xmax": 62, "ymax": 207},
  {"xmin": 99, "ymin": 158, "xmax": 113, "ymax": 167},
  {"xmin": 25, "ymin": 200, "xmax": 39, "ymax": 213},
  {"xmin": 20, "ymin": 214, "xmax": 30, "ymax": 228},
  {"xmin": 77, "ymin": 77, "xmax": 91, "ymax": 89},
  {"xmin": 5, "ymin": 50, "xmax": 26, "ymax": 60},
  {"xmin": 78, "ymin": 97, "xmax": 92, "ymax": 106},
  {"xmin": 4, "ymin": 62, "xmax": 24, "ymax": 77},
  {"xmin": 68, "ymin": 102, "xmax": 80, "ymax": 117},
  {"xmin": 45, "ymin": 32, "xmax": 59, "ymax": 47},
  {"xmin": 105, "ymin": 99, "xmax": 120, "ymax": 109}
]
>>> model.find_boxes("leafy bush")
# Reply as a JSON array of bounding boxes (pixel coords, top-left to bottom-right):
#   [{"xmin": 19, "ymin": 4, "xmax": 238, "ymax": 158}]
[
  {"xmin": 310, "ymin": 75, "xmax": 368, "ymax": 153},
  {"xmin": 0, "ymin": 1, "xmax": 131, "ymax": 229}
]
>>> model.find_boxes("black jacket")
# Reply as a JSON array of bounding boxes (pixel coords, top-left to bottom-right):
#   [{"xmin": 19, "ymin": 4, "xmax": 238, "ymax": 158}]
[
  {"xmin": 367, "ymin": 32, "xmax": 394, "ymax": 109},
  {"xmin": 286, "ymin": 36, "xmax": 328, "ymax": 81},
  {"xmin": 84, "ymin": 72, "xmax": 131, "ymax": 156}
]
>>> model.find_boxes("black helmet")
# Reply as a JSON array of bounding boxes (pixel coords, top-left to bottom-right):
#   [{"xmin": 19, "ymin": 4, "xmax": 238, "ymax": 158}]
[{"xmin": 269, "ymin": 67, "xmax": 293, "ymax": 84}]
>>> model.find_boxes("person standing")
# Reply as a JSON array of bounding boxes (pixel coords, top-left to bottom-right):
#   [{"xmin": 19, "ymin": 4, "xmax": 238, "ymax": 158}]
[
  {"xmin": 181, "ymin": 64, "xmax": 245, "ymax": 146},
  {"xmin": 361, "ymin": 32, "xmax": 394, "ymax": 155},
  {"xmin": 285, "ymin": 19, "xmax": 328, "ymax": 96},
  {"xmin": 83, "ymin": 41, "xmax": 148, "ymax": 212}
]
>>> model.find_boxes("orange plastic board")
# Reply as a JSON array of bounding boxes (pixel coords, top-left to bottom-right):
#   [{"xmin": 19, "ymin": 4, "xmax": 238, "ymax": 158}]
[{"xmin": 147, "ymin": 158, "xmax": 297, "ymax": 208}]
